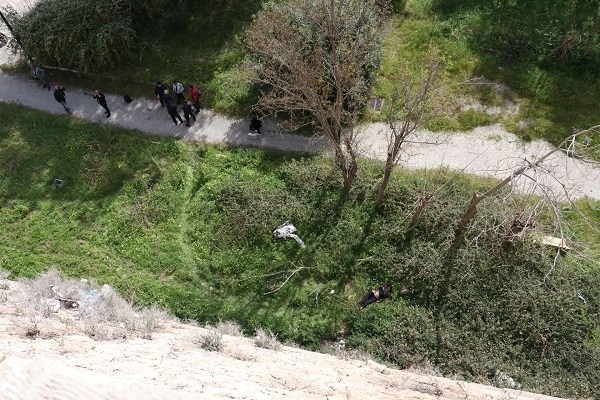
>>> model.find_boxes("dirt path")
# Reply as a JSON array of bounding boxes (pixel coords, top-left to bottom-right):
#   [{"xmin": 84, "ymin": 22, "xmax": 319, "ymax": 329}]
[{"xmin": 1, "ymin": 68, "xmax": 597, "ymax": 201}]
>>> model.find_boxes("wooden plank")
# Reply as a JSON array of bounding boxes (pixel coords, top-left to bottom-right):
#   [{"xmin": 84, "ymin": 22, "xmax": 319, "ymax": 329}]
[{"xmin": 541, "ymin": 236, "xmax": 571, "ymax": 251}]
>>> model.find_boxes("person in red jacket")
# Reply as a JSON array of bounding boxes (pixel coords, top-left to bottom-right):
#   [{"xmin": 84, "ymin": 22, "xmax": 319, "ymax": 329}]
[{"xmin": 189, "ymin": 84, "xmax": 200, "ymax": 114}]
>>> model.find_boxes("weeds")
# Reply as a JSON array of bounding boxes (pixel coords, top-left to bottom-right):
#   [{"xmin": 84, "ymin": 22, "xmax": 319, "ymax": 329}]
[
  {"xmin": 255, "ymin": 328, "xmax": 281, "ymax": 351},
  {"xmin": 198, "ymin": 330, "xmax": 225, "ymax": 352},
  {"xmin": 215, "ymin": 320, "xmax": 244, "ymax": 337},
  {"xmin": 0, "ymin": 268, "xmax": 10, "ymax": 280}
]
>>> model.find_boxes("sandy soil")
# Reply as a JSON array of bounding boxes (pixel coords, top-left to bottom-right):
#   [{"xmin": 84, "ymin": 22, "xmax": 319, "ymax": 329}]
[{"xmin": 0, "ymin": 277, "xmax": 565, "ymax": 400}]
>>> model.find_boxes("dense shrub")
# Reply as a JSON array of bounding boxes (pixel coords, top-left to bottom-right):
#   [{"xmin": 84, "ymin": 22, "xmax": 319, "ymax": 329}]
[
  {"xmin": 13, "ymin": 0, "xmax": 168, "ymax": 71},
  {"xmin": 346, "ymin": 188, "xmax": 600, "ymax": 397}
]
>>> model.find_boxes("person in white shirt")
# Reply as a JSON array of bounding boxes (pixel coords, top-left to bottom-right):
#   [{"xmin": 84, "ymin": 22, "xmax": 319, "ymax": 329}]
[{"xmin": 172, "ymin": 81, "xmax": 185, "ymax": 105}]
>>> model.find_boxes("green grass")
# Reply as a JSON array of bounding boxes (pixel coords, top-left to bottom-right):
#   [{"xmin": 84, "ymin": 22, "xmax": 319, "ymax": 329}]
[
  {"xmin": 1, "ymin": 102, "xmax": 599, "ymax": 398},
  {"xmin": 370, "ymin": 1, "xmax": 600, "ymax": 144}
]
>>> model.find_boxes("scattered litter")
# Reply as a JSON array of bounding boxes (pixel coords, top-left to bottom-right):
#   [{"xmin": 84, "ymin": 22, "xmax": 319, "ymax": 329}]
[
  {"xmin": 248, "ymin": 132, "xmax": 261, "ymax": 140},
  {"xmin": 329, "ymin": 289, "xmax": 336, "ymax": 295},
  {"xmin": 575, "ymin": 290, "xmax": 587, "ymax": 305},
  {"xmin": 50, "ymin": 285, "xmax": 80, "ymax": 309},
  {"xmin": 50, "ymin": 285, "xmax": 64, "ymax": 298},
  {"xmin": 79, "ymin": 289, "xmax": 100, "ymax": 309},
  {"xmin": 45, "ymin": 298, "xmax": 60, "ymax": 313},
  {"xmin": 273, "ymin": 221, "xmax": 306, "ymax": 248},
  {"xmin": 487, "ymin": 368, "xmax": 521, "ymax": 390},
  {"xmin": 540, "ymin": 236, "xmax": 570, "ymax": 251}
]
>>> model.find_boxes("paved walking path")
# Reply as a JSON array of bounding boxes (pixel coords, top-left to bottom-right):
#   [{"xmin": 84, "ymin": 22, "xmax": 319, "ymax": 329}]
[
  {"xmin": 0, "ymin": 18, "xmax": 598, "ymax": 202},
  {"xmin": 0, "ymin": 68, "xmax": 599, "ymax": 201}
]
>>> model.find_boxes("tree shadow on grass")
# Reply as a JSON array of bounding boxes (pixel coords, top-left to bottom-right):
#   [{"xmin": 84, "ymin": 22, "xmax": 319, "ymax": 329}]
[{"xmin": 0, "ymin": 103, "xmax": 179, "ymax": 202}]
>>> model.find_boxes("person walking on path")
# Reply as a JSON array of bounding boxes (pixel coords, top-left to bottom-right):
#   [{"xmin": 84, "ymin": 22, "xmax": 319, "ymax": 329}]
[
  {"xmin": 182, "ymin": 101, "xmax": 196, "ymax": 127},
  {"xmin": 172, "ymin": 81, "xmax": 185, "ymax": 105},
  {"xmin": 93, "ymin": 90, "xmax": 111, "ymax": 118},
  {"xmin": 29, "ymin": 61, "xmax": 51, "ymax": 91},
  {"xmin": 189, "ymin": 84, "xmax": 200, "ymax": 114},
  {"xmin": 154, "ymin": 82, "xmax": 167, "ymax": 107},
  {"xmin": 163, "ymin": 89, "xmax": 174, "ymax": 107},
  {"xmin": 250, "ymin": 113, "xmax": 262, "ymax": 135},
  {"xmin": 166, "ymin": 103, "xmax": 184, "ymax": 125},
  {"xmin": 53, "ymin": 85, "xmax": 71, "ymax": 114}
]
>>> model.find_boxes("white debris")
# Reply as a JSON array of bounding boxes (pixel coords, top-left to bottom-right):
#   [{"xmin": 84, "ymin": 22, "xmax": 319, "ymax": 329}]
[
  {"xmin": 575, "ymin": 290, "xmax": 587, "ymax": 305},
  {"xmin": 273, "ymin": 221, "xmax": 306, "ymax": 248},
  {"xmin": 45, "ymin": 299, "xmax": 60, "ymax": 313}
]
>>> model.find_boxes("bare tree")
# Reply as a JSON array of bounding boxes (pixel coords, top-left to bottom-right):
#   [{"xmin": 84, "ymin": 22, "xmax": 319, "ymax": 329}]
[
  {"xmin": 246, "ymin": 0, "xmax": 389, "ymax": 197},
  {"xmin": 457, "ymin": 125, "xmax": 600, "ymax": 232},
  {"xmin": 376, "ymin": 57, "xmax": 445, "ymax": 205}
]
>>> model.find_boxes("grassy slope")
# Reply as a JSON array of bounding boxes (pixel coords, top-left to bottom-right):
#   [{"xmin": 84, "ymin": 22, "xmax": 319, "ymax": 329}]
[
  {"xmin": 1, "ymin": 102, "xmax": 599, "ymax": 397},
  {"xmin": 375, "ymin": 1, "xmax": 600, "ymax": 144}
]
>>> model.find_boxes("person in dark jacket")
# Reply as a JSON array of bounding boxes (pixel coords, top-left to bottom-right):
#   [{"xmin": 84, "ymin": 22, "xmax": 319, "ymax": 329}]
[
  {"xmin": 29, "ymin": 60, "xmax": 51, "ymax": 91},
  {"xmin": 358, "ymin": 285, "xmax": 392, "ymax": 310},
  {"xmin": 162, "ymin": 89, "xmax": 174, "ymax": 107},
  {"xmin": 154, "ymin": 82, "xmax": 167, "ymax": 107},
  {"xmin": 250, "ymin": 113, "xmax": 262, "ymax": 135},
  {"xmin": 53, "ymin": 85, "xmax": 71, "ymax": 114},
  {"xmin": 93, "ymin": 90, "xmax": 111, "ymax": 118},
  {"xmin": 166, "ymin": 103, "xmax": 184, "ymax": 125},
  {"xmin": 182, "ymin": 101, "xmax": 196, "ymax": 127}
]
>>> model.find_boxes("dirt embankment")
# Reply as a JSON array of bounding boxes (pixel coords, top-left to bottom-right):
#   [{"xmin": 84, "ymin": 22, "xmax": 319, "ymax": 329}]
[{"xmin": 0, "ymin": 275, "xmax": 564, "ymax": 400}]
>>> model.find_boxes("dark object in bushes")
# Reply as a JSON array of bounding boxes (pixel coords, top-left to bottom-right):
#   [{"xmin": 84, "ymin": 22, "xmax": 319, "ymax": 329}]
[
  {"xmin": 359, "ymin": 285, "xmax": 392, "ymax": 310},
  {"xmin": 124, "ymin": 94, "xmax": 132, "ymax": 103}
]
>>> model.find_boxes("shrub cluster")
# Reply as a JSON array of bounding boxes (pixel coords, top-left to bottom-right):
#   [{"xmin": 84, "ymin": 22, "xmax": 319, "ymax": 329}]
[
  {"xmin": 13, "ymin": 0, "xmax": 168, "ymax": 71},
  {"xmin": 216, "ymin": 157, "xmax": 600, "ymax": 398}
]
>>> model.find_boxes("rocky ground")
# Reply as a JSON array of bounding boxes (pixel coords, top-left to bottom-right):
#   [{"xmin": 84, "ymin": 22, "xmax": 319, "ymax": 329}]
[{"xmin": 0, "ymin": 275, "xmax": 565, "ymax": 400}]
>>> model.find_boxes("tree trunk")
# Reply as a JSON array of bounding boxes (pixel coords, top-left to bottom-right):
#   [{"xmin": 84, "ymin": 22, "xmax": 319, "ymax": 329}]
[
  {"xmin": 407, "ymin": 192, "xmax": 434, "ymax": 232},
  {"xmin": 341, "ymin": 158, "xmax": 357, "ymax": 199},
  {"xmin": 376, "ymin": 158, "xmax": 394, "ymax": 206},
  {"xmin": 0, "ymin": 10, "xmax": 24, "ymax": 50}
]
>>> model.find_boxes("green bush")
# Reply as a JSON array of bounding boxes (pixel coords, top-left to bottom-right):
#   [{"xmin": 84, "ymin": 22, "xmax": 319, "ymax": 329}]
[{"xmin": 14, "ymin": 0, "xmax": 167, "ymax": 71}]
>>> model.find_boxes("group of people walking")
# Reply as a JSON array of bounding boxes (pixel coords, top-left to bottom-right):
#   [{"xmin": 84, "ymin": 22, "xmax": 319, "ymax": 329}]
[
  {"xmin": 28, "ymin": 59, "xmax": 202, "ymax": 127},
  {"xmin": 27, "ymin": 59, "xmax": 264, "ymax": 134},
  {"xmin": 154, "ymin": 81, "xmax": 201, "ymax": 127}
]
